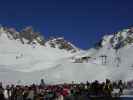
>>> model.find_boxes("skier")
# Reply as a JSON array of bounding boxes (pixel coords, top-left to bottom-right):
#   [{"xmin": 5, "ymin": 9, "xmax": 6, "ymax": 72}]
[
  {"xmin": 118, "ymin": 80, "xmax": 124, "ymax": 96},
  {"xmin": 0, "ymin": 82, "xmax": 5, "ymax": 100},
  {"xmin": 103, "ymin": 79, "xmax": 113, "ymax": 97}
]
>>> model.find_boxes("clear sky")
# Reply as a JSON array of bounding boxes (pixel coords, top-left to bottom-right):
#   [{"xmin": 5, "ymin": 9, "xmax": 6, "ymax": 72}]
[{"xmin": 0, "ymin": 0, "xmax": 133, "ymax": 49}]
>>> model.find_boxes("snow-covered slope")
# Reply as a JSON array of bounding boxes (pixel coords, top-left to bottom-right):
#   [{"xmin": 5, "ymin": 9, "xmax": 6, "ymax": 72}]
[
  {"xmin": 0, "ymin": 26, "xmax": 133, "ymax": 85},
  {"xmin": 0, "ymin": 26, "xmax": 81, "ymax": 84},
  {"xmin": 72, "ymin": 27, "xmax": 133, "ymax": 82}
]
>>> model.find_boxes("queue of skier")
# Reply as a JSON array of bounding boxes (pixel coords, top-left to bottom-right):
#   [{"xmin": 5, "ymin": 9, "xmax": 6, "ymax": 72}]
[{"xmin": 0, "ymin": 79, "xmax": 125, "ymax": 100}]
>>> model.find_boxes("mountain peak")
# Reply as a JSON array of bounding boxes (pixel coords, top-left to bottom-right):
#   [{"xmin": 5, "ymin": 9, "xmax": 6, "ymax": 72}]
[
  {"xmin": 0, "ymin": 25, "xmax": 79, "ymax": 53},
  {"xmin": 46, "ymin": 36, "xmax": 79, "ymax": 52},
  {"xmin": 95, "ymin": 27, "xmax": 133, "ymax": 50}
]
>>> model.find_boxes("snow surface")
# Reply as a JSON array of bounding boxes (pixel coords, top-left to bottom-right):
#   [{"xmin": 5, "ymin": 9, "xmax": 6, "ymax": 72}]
[{"xmin": 0, "ymin": 27, "xmax": 133, "ymax": 85}]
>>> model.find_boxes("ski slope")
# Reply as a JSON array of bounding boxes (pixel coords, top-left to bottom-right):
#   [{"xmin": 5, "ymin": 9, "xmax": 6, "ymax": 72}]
[{"xmin": 0, "ymin": 26, "xmax": 133, "ymax": 85}]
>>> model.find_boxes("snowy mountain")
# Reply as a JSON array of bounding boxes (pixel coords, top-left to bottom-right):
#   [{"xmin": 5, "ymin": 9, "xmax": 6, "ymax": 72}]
[
  {"xmin": 46, "ymin": 37, "xmax": 79, "ymax": 53},
  {"xmin": 0, "ymin": 25, "xmax": 133, "ymax": 85},
  {"xmin": 72, "ymin": 27, "xmax": 133, "ymax": 81}
]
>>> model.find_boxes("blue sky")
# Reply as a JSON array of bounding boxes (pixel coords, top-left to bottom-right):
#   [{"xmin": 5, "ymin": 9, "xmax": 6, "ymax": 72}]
[{"xmin": 0, "ymin": 0, "xmax": 133, "ymax": 49}]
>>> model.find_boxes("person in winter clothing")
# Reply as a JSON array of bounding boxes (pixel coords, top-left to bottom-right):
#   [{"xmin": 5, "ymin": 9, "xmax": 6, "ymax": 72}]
[
  {"xmin": 26, "ymin": 87, "xmax": 35, "ymax": 100},
  {"xmin": 103, "ymin": 79, "xmax": 113, "ymax": 97},
  {"xmin": 118, "ymin": 80, "xmax": 124, "ymax": 95},
  {"xmin": 0, "ymin": 83, "xmax": 5, "ymax": 100}
]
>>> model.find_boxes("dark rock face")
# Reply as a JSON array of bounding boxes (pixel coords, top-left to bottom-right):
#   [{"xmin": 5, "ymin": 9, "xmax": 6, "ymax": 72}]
[
  {"xmin": 48, "ymin": 37, "xmax": 77, "ymax": 52},
  {"xmin": 111, "ymin": 27, "xmax": 133, "ymax": 50},
  {"xmin": 5, "ymin": 27, "xmax": 19, "ymax": 39},
  {"xmin": 20, "ymin": 26, "xmax": 45, "ymax": 45},
  {"xmin": 3, "ymin": 26, "xmax": 45, "ymax": 45}
]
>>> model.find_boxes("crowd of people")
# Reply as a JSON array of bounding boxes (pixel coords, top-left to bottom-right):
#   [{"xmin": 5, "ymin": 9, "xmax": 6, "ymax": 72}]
[{"xmin": 0, "ymin": 79, "xmax": 127, "ymax": 100}]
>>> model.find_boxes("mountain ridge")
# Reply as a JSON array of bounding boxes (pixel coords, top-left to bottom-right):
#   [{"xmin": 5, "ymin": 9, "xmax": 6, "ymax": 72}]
[
  {"xmin": 0, "ymin": 25, "xmax": 79, "ymax": 53},
  {"xmin": 0, "ymin": 25, "xmax": 133, "ymax": 84}
]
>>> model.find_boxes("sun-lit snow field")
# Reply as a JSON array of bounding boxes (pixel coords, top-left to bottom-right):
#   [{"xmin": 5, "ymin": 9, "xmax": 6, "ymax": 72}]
[{"xmin": 0, "ymin": 27, "xmax": 133, "ymax": 85}]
